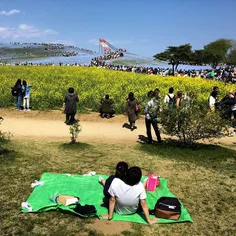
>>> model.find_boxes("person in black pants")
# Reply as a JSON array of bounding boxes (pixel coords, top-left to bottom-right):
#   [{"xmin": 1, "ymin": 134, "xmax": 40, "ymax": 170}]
[
  {"xmin": 63, "ymin": 87, "xmax": 79, "ymax": 125},
  {"xmin": 144, "ymin": 90, "xmax": 162, "ymax": 144}
]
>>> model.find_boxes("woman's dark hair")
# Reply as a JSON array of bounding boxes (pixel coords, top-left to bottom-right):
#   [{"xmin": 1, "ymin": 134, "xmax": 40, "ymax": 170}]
[
  {"xmin": 23, "ymin": 80, "xmax": 27, "ymax": 86},
  {"xmin": 16, "ymin": 79, "xmax": 21, "ymax": 86},
  {"xmin": 128, "ymin": 92, "xmax": 134, "ymax": 101},
  {"xmin": 177, "ymin": 91, "xmax": 183, "ymax": 98},
  {"xmin": 115, "ymin": 161, "xmax": 128, "ymax": 180},
  {"xmin": 68, "ymin": 87, "xmax": 74, "ymax": 93},
  {"xmin": 125, "ymin": 166, "xmax": 142, "ymax": 186}
]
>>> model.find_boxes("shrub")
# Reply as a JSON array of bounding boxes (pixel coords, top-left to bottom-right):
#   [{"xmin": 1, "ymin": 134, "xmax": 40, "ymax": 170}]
[
  {"xmin": 159, "ymin": 103, "xmax": 229, "ymax": 146},
  {"xmin": 0, "ymin": 117, "xmax": 12, "ymax": 150},
  {"xmin": 69, "ymin": 121, "xmax": 82, "ymax": 144}
]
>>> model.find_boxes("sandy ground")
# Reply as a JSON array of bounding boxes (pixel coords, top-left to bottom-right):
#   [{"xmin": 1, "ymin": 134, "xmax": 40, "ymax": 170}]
[{"xmin": 0, "ymin": 108, "xmax": 236, "ymax": 145}]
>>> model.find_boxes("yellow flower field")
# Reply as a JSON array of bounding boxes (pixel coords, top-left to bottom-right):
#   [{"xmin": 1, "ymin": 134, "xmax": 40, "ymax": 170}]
[{"xmin": 0, "ymin": 66, "xmax": 235, "ymax": 112}]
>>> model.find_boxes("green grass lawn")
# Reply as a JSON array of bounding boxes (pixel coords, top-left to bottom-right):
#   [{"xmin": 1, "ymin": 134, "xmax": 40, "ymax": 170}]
[{"xmin": 0, "ymin": 139, "xmax": 236, "ymax": 236}]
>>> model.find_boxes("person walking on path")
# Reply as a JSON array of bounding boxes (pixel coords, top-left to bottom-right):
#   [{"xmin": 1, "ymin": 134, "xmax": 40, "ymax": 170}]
[
  {"xmin": 144, "ymin": 90, "xmax": 162, "ymax": 144},
  {"xmin": 22, "ymin": 80, "xmax": 33, "ymax": 111},
  {"xmin": 63, "ymin": 87, "xmax": 79, "ymax": 125},
  {"xmin": 126, "ymin": 92, "xmax": 139, "ymax": 131}
]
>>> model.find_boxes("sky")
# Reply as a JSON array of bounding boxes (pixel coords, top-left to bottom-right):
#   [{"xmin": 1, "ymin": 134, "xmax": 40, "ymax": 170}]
[{"xmin": 1, "ymin": 0, "xmax": 236, "ymax": 57}]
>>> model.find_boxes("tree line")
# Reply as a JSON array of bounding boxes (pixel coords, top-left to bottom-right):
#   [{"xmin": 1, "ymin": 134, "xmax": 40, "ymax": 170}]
[{"xmin": 154, "ymin": 39, "xmax": 236, "ymax": 73}]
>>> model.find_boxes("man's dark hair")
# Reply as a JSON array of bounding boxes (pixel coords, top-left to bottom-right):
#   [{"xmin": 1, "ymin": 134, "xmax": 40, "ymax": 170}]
[
  {"xmin": 147, "ymin": 90, "xmax": 154, "ymax": 98},
  {"xmin": 213, "ymin": 86, "xmax": 219, "ymax": 91},
  {"xmin": 169, "ymin": 87, "xmax": 174, "ymax": 93},
  {"xmin": 211, "ymin": 91, "xmax": 218, "ymax": 98},
  {"xmin": 105, "ymin": 94, "xmax": 109, "ymax": 99},
  {"xmin": 115, "ymin": 161, "xmax": 128, "ymax": 180},
  {"xmin": 68, "ymin": 87, "xmax": 74, "ymax": 93},
  {"xmin": 126, "ymin": 166, "xmax": 142, "ymax": 186}
]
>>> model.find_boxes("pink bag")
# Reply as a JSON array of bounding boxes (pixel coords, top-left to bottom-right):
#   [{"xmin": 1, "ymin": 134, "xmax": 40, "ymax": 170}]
[{"xmin": 146, "ymin": 174, "xmax": 160, "ymax": 192}]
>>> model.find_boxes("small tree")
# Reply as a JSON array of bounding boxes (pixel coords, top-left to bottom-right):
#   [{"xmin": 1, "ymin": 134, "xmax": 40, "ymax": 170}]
[
  {"xmin": 69, "ymin": 121, "xmax": 82, "ymax": 144},
  {"xmin": 0, "ymin": 117, "xmax": 12, "ymax": 151},
  {"xmin": 160, "ymin": 103, "xmax": 228, "ymax": 147},
  {"xmin": 153, "ymin": 44, "xmax": 193, "ymax": 75}
]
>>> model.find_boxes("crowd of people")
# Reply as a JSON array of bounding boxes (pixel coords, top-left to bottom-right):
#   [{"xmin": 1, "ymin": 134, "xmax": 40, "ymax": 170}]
[
  {"xmin": 12, "ymin": 77, "xmax": 236, "ymax": 132},
  {"xmin": 90, "ymin": 51, "xmax": 124, "ymax": 67},
  {"xmin": 62, "ymin": 83, "xmax": 236, "ymax": 146},
  {"xmin": 3, "ymin": 61, "xmax": 235, "ymax": 84},
  {"xmin": 92, "ymin": 64, "xmax": 236, "ymax": 83}
]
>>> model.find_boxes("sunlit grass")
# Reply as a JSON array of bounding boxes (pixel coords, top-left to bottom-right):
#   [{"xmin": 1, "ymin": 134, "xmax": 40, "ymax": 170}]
[{"xmin": 0, "ymin": 140, "xmax": 235, "ymax": 235}]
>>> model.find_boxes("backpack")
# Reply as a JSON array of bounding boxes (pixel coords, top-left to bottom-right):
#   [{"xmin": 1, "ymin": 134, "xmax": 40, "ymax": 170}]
[
  {"xmin": 11, "ymin": 86, "xmax": 17, "ymax": 96},
  {"xmin": 168, "ymin": 95, "xmax": 176, "ymax": 107},
  {"xmin": 154, "ymin": 197, "xmax": 181, "ymax": 220},
  {"xmin": 73, "ymin": 203, "xmax": 97, "ymax": 216}
]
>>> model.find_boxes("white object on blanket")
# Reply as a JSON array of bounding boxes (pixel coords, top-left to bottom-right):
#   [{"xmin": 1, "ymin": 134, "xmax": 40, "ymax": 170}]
[
  {"xmin": 31, "ymin": 180, "xmax": 44, "ymax": 188},
  {"xmin": 21, "ymin": 202, "xmax": 33, "ymax": 212},
  {"xmin": 83, "ymin": 171, "xmax": 96, "ymax": 176},
  {"xmin": 50, "ymin": 192, "xmax": 59, "ymax": 203},
  {"xmin": 98, "ymin": 176, "xmax": 104, "ymax": 183}
]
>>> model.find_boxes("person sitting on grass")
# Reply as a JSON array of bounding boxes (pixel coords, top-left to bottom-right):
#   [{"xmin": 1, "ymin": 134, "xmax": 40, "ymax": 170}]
[
  {"xmin": 102, "ymin": 166, "xmax": 157, "ymax": 225},
  {"xmin": 99, "ymin": 161, "xmax": 128, "ymax": 205},
  {"xmin": 99, "ymin": 94, "xmax": 115, "ymax": 118}
]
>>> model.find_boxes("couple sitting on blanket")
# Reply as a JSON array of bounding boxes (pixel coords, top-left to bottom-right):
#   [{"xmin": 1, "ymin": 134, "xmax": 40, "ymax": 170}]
[{"xmin": 99, "ymin": 162, "xmax": 157, "ymax": 225}]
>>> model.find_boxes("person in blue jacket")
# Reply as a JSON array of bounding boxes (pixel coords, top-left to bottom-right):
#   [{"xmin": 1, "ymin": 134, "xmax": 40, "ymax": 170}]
[{"xmin": 22, "ymin": 80, "xmax": 33, "ymax": 111}]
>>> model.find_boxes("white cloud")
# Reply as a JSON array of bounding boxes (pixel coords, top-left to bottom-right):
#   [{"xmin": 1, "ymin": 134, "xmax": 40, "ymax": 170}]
[
  {"xmin": 0, "ymin": 24, "xmax": 58, "ymax": 39},
  {"xmin": 0, "ymin": 9, "xmax": 20, "ymax": 16},
  {"xmin": 19, "ymin": 24, "xmax": 34, "ymax": 30}
]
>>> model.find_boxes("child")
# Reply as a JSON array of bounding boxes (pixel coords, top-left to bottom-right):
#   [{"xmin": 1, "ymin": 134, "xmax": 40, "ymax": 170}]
[{"xmin": 99, "ymin": 161, "xmax": 128, "ymax": 201}]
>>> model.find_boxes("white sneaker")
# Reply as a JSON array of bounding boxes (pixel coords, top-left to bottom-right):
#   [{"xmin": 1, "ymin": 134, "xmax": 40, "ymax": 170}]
[
  {"xmin": 27, "ymin": 109, "xmax": 31, "ymax": 111},
  {"xmin": 21, "ymin": 202, "xmax": 33, "ymax": 212}
]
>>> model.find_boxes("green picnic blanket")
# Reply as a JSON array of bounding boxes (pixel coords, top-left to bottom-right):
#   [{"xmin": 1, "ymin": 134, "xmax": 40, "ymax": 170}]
[{"xmin": 21, "ymin": 173, "xmax": 193, "ymax": 224}]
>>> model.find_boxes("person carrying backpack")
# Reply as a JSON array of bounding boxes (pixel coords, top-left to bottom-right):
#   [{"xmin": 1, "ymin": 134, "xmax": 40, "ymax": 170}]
[
  {"xmin": 164, "ymin": 87, "xmax": 176, "ymax": 108},
  {"xmin": 12, "ymin": 79, "xmax": 23, "ymax": 110}
]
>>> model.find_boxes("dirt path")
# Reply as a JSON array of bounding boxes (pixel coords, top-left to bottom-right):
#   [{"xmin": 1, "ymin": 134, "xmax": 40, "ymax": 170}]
[{"xmin": 0, "ymin": 108, "xmax": 235, "ymax": 145}]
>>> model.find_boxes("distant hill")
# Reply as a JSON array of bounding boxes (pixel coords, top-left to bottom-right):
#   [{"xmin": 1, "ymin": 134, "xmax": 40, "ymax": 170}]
[{"xmin": 0, "ymin": 42, "xmax": 95, "ymax": 63}]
